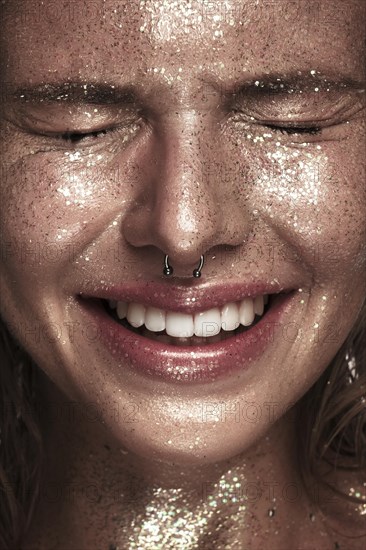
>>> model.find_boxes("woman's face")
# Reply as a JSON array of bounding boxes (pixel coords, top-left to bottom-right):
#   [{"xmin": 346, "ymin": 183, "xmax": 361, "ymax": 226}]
[{"xmin": 1, "ymin": 0, "xmax": 365, "ymax": 464}]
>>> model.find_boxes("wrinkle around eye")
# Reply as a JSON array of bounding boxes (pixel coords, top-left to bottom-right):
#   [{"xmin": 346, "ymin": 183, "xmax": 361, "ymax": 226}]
[
  {"xmin": 2, "ymin": 111, "xmax": 147, "ymax": 155},
  {"xmin": 4, "ymin": 99, "xmax": 145, "ymax": 140},
  {"xmin": 230, "ymin": 91, "xmax": 365, "ymax": 127},
  {"xmin": 228, "ymin": 100, "xmax": 365, "ymax": 138},
  {"xmin": 223, "ymin": 116, "xmax": 359, "ymax": 148}
]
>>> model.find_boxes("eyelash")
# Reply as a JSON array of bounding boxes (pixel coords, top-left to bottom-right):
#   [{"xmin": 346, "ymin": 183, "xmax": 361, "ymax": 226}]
[
  {"xmin": 60, "ymin": 128, "xmax": 118, "ymax": 143},
  {"xmin": 265, "ymin": 124, "xmax": 322, "ymax": 135},
  {"xmin": 58, "ymin": 122, "xmax": 321, "ymax": 144}
]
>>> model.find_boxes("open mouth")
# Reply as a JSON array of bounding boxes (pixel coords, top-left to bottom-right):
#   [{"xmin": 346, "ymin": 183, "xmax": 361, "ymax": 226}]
[
  {"xmin": 100, "ymin": 294, "xmax": 273, "ymax": 347},
  {"xmin": 78, "ymin": 289, "xmax": 295, "ymax": 382}
]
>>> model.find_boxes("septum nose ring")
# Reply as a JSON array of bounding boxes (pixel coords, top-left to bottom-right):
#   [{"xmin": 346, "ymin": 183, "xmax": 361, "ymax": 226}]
[{"xmin": 163, "ymin": 254, "xmax": 205, "ymax": 278}]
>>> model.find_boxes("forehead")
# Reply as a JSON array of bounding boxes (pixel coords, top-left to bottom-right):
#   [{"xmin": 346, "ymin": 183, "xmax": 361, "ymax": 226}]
[{"xmin": 1, "ymin": 0, "xmax": 365, "ymax": 87}]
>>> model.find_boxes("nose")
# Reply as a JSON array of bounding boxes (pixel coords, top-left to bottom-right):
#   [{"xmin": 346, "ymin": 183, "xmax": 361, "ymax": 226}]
[{"xmin": 122, "ymin": 109, "xmax": 251, "ymax": 276}]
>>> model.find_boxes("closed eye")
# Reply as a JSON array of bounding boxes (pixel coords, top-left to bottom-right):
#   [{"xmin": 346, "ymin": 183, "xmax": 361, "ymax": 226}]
[
  {"xmin": 265, "ymin": 124, "xmax": 322, "ymax": 135},
  {"xmin": 60, "ymin": 128, "xmax": 111, "ymax": 143}
]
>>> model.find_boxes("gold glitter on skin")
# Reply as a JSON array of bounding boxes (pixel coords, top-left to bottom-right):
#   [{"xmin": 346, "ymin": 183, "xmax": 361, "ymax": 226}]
[
  {"xmin": 126, "ymin": 469, "xmax": 251, "ymax": 549},
  {"xmin": 349, "ymin": 487, "xmax": 366, "ymax": 516},
  {"xmin": 0, "ymin": 0, "xmax": 365, "ymax": 548}
]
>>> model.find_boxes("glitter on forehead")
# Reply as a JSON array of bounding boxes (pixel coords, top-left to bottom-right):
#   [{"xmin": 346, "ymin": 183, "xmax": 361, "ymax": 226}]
[{"xmin": 138, "ymin": 0, "xmax": 241, "ymax": 42}]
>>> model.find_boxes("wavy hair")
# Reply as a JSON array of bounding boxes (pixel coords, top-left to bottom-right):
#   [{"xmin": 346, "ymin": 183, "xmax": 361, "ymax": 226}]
[
  {"xmin": 0, "ymin": 302, "xmax": 365, "ymax": 548},
  {"xmin": 0, "ymin": 323, "xmax": 43, "ymax": 549},
  {"xmin": 298, "ymin": 301, "xmax": 366, "ymax": 506}
]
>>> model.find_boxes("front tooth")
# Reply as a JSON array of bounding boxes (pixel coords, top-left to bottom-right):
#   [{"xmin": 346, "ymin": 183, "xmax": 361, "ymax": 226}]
[
  {"xmin": 263, "ymin": 294, "xmax": 269, "ymax": 305},
  {"xmin": 221, "ymin": 302, "xmax": 240, "ymax": 331},
  {"xmin": 145, "ymin": 306, "xmax": 166, "ymax": 332},
  {"xmin": 166, "ymin": 312, "xmax": 194, "ymax": 337},
  {"xmin": 239, "ymin": 298, "xmax": 255, "ymax": 326},
  {"xmin": 194, "ymin": 308, "xmax": 221, "ymax": 337},
  {"xmin": 108, "ymin": 299, "xmax": 117, "ymax": 309},
  {"xmin": 116, "ymin": 301, "xmax": 128, "ymax": 319},
  {"xmin": 127, "ymin": 303, "xmax": 146, "ymax": 328},
  {"xmin": 254, "ymin": 295, "xmax": 264, "ymax": 316}
]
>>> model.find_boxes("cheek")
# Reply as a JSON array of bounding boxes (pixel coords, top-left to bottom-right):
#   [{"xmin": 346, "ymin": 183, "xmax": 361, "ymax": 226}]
[
  {"xmin": 0, "ymin": 151, "xmax": 130, "ymax": 287},
  {"xmin": 250, "ymin": 141, "xmax": 366, "ymax": 282},
  {"xmin": 1, "ymin": 132, "xmax": 365, "ymax": 295},
  {"xmin": 0, "ymin": 156, "xmax": 84, "ymax": 286}
]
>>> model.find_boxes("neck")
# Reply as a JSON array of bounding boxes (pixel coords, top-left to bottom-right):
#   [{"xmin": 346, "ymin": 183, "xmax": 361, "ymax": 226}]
[{"xmin": 24, "ymin": 376, "xmax": 334, "ymax": 550}]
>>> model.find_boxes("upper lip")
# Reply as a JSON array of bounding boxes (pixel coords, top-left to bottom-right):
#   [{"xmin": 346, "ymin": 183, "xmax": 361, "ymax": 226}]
[{"xmin": 78, "ymin": 280, "xmax": 296, "ymax": 314}]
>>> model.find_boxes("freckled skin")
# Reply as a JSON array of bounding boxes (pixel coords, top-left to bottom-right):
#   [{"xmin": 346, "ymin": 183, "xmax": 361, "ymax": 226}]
[{"xmin": 0, "ymin": 1, "xmax": 365, "ymax": 548}]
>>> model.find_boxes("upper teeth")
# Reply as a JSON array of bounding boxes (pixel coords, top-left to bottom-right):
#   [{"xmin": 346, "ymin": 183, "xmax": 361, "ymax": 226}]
[{"xmin": 108, "ymin": 295, "xmax": 269, "ymax": 338}]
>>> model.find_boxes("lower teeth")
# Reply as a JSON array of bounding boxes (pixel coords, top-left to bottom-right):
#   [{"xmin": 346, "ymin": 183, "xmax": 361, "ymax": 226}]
[{"xmin": 139, "ymin": 325, "xmax": 247, "ymax": 346}]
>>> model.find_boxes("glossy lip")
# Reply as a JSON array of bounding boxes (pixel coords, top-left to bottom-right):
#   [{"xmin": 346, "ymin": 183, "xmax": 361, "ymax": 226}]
[
  {"xmin": 79, "ymin": 281, "xmax": 294, "ymax": 314},
  {"xmin": 77, "ymin": 289, "xmax": 296, "ymax": 384}
]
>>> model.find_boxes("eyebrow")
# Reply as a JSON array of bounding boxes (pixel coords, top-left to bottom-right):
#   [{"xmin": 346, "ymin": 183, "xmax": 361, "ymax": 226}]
[
  {"xmin": 7, "ymin": 82, "xmax": 139, "ymax": 105},
  {"xmin": 6, "ymin": 71, "xmax": 365, "ymax": 106},
  {"xmin": 227, "ymin": 71, "xmax": 365, "ymax": 98}
]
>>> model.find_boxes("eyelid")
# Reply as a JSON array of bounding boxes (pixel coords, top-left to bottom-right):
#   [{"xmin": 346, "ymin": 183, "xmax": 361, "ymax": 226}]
[
  {"xmin": 231, "ymin": 92, "xmax": 364, "ymax": 127},
  {"xmin": 8, "ymin": 101, "xmax": 144, "ymax": 138},
  {"xmin": 35, "ymin": 112, "xmax": 144, "ymax": 141},
  {"xmin": 230, "ymin": 104, "xmax": 360, "ymax": 135}
]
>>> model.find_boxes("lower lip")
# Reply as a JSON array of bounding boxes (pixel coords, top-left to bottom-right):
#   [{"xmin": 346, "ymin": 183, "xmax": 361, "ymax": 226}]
[{"xmin": 79, "ymin": 293, "xmax": 295, "ymax": 384}]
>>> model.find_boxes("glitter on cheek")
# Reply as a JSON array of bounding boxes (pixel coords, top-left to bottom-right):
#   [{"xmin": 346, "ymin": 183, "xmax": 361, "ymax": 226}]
[
  {"xmin": 260, "ymin": 145, "xmax": 323, "ymax": 209},
  {"xmin": 55, "ymin": 151, "xmax": 112, "ymax": 207},
  {"xmin": 235, "ymin": 129, "xmax": 337, "ymax": 240},
  {"xmin": 56, "ymin": 160, "xmax": 93, "ymax": 207},
  {"xmin": 349, "ymin": 487, "xmax": 366, "ymax": 516}
]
